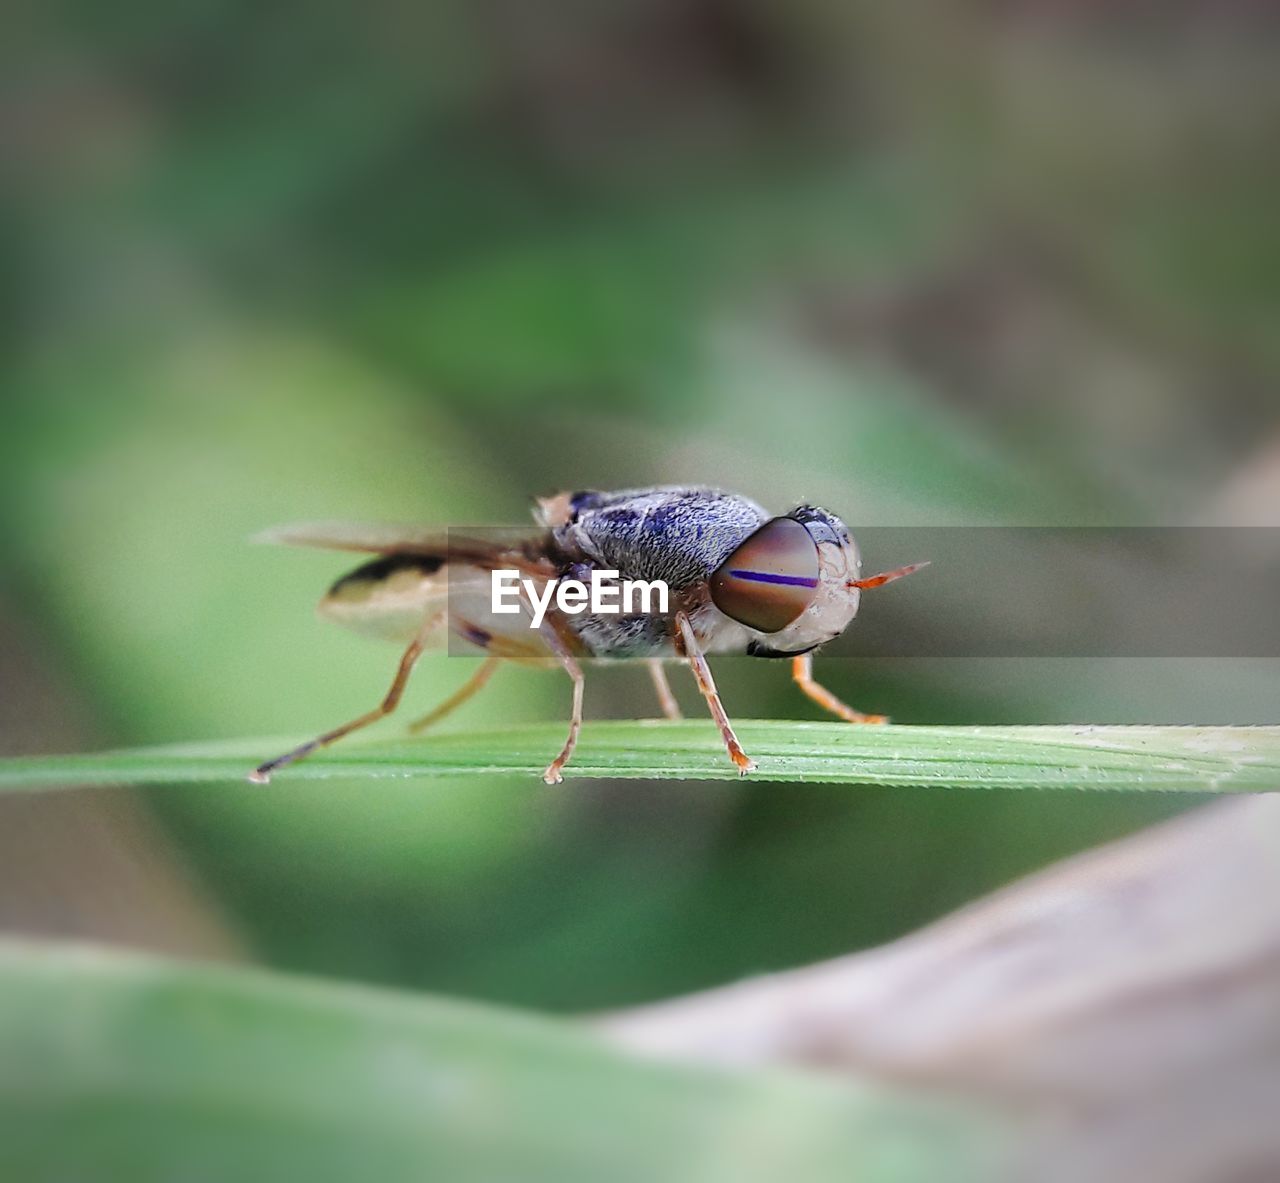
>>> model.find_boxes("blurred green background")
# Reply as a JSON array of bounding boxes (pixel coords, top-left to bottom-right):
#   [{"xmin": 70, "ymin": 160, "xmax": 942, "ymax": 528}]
[{"xmin": 2, "ymin": 1, "xmax": 1278, "ymax": 1012}]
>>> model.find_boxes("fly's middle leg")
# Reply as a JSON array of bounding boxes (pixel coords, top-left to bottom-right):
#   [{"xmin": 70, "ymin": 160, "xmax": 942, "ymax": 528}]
[{"xmin": 646, "ymin": 659, "xmax": 683, "ymax": 721}]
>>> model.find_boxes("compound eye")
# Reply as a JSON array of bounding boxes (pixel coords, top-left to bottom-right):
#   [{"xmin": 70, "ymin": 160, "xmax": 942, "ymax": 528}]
[{"xmin": 710, "ymin": 517, "xmax": 820, "ymax": 633}]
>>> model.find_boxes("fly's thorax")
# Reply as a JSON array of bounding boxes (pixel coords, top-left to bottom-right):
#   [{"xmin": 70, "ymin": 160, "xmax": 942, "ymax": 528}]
[
  {"xmin": 545, "ymin": 487, "xmax": 770, "ymax": 590},
  {"xmin": 568, "ymin": 610, "xmax": 686, "ymax": 659}
]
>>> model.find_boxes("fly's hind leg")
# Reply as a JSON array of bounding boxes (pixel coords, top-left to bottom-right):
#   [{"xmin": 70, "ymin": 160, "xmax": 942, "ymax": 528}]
[
  {"xmin": 407, "ymin": 655, "xmax": 501, "ymax": 734},
  {"xmin": 249, "ymin": 612, "xmax": 442, "ymax": 783},
  {"xmin": 675, "ymin": 611, "xmax": 755, "ymax": 775},
  {"xmin": 647, "ymin": 659, "xmax": 683, "ymax": 721},
  {"xmin": 791, "ymin": 652, "xmax": 887, "ymax": 724}
]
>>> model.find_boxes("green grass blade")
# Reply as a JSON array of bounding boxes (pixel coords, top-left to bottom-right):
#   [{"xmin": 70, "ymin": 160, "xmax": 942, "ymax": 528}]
[
  {"xmin": 0, "ymin": 722, "xmax": 1277, "ymax": 792},
  {"xmin": 0, "ymin": 941, "xmax": 1006, "ymax": 1183}
]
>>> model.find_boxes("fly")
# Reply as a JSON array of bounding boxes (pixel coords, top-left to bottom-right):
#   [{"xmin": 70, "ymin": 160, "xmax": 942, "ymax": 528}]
[{"xmin": 249, "ymin": 487, "xmax": 926, "ymax": 784}]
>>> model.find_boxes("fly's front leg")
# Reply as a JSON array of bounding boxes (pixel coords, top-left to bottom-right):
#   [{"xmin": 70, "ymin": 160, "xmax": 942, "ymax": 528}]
[
  {"xmin": 791, "ymin": 652, "xmax": 887, "ymax": 724},
  {"xmin": 646, "ymin": 659, "xmax": 683, "ymax": 721},
  {"xmin": 674, "ymin": 611, "xmax": 755, "ymax": 775},
  {"xmin": 249, "ymin": 611, "xmax": 444, "ymax": 783},
  {"xmin": 407, "ymin": 655, "xmax": 501, "ymax": 733}
]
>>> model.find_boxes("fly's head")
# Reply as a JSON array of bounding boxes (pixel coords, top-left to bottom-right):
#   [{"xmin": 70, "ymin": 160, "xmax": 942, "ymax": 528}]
[{"xmin": 709, "ymin": 504, "xmax": 866, "ymax": 658}]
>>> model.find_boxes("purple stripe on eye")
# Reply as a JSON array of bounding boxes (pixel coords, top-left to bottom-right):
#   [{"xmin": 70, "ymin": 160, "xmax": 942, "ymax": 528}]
[{"xmin": 729, "ymin": 569, "xmax": 820, "ymax": 588}]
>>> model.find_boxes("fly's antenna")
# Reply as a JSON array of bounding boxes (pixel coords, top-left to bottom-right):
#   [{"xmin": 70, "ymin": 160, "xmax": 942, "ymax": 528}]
[{"xmin": 848, "ymin": 561, "xmax": 929, "ymax": 590}]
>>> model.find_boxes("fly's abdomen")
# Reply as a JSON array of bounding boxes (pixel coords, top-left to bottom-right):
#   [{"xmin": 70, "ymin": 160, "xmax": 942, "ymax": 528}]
[{"xmin": 319, "ymin": 554, "xmax": 447, "ymax": 642}]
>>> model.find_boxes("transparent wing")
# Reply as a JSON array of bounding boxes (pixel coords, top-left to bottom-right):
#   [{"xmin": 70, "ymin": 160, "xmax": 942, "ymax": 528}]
[
  {"xmin": 254, "ymin": 521, "xmax": 456, "ymax": 556},
  {"xmin": 254, "ymin": 520, "xmax": 555, "ymax": 573},
  {"xmin": 262, "ymin": 522, "xmax": 562, "ymax": 650}
]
